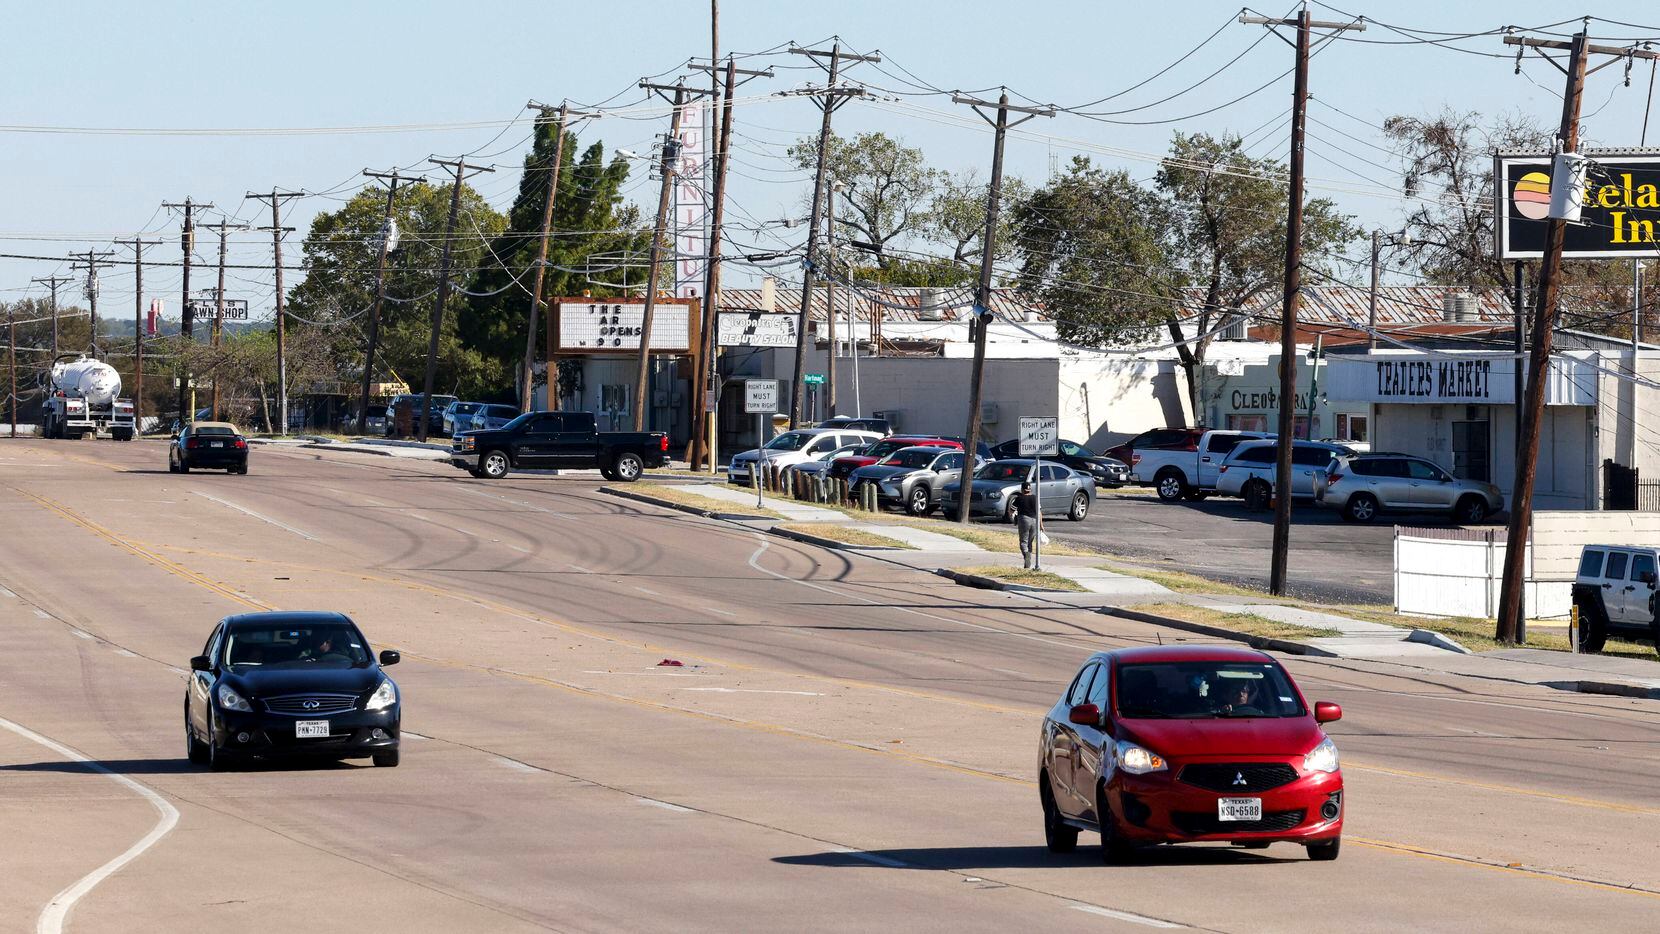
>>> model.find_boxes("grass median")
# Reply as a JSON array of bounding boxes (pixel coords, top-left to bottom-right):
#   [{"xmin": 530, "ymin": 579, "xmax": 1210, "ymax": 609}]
[
  {"xmin": 778, "ymin": 523, "xmax": 914, "ymax": 549},
  {"xmin": 952, "ymin": 565, "xmax": 1087, "ymax": 592},
  {"xmin": 1126, "ymin": 603, "xmax": 1343, "ymax": 642}
]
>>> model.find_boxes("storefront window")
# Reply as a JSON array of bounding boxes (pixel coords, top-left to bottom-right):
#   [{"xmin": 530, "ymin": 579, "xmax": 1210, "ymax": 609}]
[
  {"xmin": 1292, "ymin": 416, "xmax": 1319, "ymax": 440},
  {"xmin": 1227, "ymin": 414, "xmax": 1269, "ymax": 432},
  {"xmin": 1335, "ymin": 413, "xmax": 1368, "ymax": 442}
]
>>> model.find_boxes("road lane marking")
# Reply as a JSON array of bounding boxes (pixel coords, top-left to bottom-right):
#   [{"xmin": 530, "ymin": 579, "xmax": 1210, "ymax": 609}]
[
  {"xmin": 493, "ymin": 756, "xmax": 542, "ymax": 773},
  {"xmin": 580, "ymin": 670, "xmax": 702, "ymax": 677},
  {"xmin": 402, "ymin": 731, "xmax": 428, "ymax": 740},
  {"xmin": 686, "ymin": 687, "xmax": 824, "ymax": 696},
  {"xmin": 33, "ymin": 609, "xmax": 51, "ymax": 619},
  {"xmin": 634, "ymin": 586, "xmax": 661, "ymax": 596},
  {"xmin": 1350, "ymin": 835, "xmax": 1660, "ymax": 901},
  {"xmin": 567, "ymin": 564, "xmax": 592, "ymax": 573},
  {"xmin": 0, "ymin": 586, "xmax": 15, "ymax": 598},
  {"xmin": 190, "ymin": 491, "xmax": 317, "ymax": 541},
  {"xmin": 1071, "ymin": 905, "xmax": 1184, "ymax": 928},
  {"xmin": 703, "ymin": 607, "xmax": 736, "ymax": 617},
  {"xmin": 1348, "ymin": 761, "xmax": 1660, "ymax": 816},
  {"xmin": 0, "ymin": 715, "xmax": 180, "ymax": 934},
  {"xmin": 69, "ymin": 630, "xmax": 92, "ymax": 640},
  {"xmin": 833, "ymin": 849, "xmax": 912, "ymax": 868},
  {"xmin": 637, "ymin": 798, "xmax": 694, "ymax": 813},
  {"xmin": 113, "ymin": 649, "xmax": 137, "ymax": 658},
  {"xmin": 407, "ymin": 511, "xmax": 477, "ymax": 537}
]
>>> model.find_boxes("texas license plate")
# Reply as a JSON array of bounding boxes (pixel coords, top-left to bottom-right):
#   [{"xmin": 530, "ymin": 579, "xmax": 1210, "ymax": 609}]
[
  {"xmin": 211, "ymin": 440, "xmax": 224, "ymax": 447},
  {"xmin": 1218, "ymin": 797, "xmax": 1262, "ymax": 821},
  {"xmin": 295, "ymin": 720, "xmax": 330, "ymax": 738}
]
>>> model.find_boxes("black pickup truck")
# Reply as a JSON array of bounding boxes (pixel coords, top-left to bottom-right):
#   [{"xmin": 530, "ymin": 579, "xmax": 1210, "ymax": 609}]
[{"xmin": 448, "ymin": 411, "xmax": 669, "ymax": 481}]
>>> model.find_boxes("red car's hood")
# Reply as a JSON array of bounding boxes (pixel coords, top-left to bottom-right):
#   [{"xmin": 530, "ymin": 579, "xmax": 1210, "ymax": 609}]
[
  {"xmin": 835, "ymin": 455, "xmax": 879, "ymax": 469},
  {"xmin": 1119, "ymin": 716, "xmax": 1322, "ymax": 758}
]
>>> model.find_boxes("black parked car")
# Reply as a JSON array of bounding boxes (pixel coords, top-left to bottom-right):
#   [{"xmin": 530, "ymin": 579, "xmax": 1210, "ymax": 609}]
[
  {"xmin": 989, "ymin": 438, "xmax": 1129, "ymax": 487},
  {"xmin": 186, "ymin": 611, "xmax": 402, "ymax": 770},
  {"xmin": 169, "ymin": 421, "xmax": 249, "ymax": 474}
]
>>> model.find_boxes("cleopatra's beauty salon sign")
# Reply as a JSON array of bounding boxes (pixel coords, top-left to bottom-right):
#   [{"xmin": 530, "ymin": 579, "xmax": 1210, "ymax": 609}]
[{"xmin": 1496, "ymin": 150, "xmax": 1660, "ymax": 259}]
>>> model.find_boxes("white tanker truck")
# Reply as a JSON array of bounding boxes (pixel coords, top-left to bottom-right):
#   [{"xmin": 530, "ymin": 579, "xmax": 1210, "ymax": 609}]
[{"xmin": 41, "ymin": 356, "xmax": 136, "ymax": 440}]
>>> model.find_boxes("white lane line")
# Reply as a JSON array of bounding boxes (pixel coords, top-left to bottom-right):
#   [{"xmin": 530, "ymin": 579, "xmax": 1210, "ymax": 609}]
[
  {"xmin": 1070, "ymin": 905, "xmax": 1185, "ymax": 928},
  {"xmin": 33, "ymin": 609, "xmax": 51, "ymax": 619},
  {"xmin": 0, "ymin": 715, "xmax": 180, "ymax": 934},
  {"xmin": 165, "ymin": 666, "xmax": 187, "ymax": 676},
  {"xmin": 506, "ymin": 544, "xmax": 531, "ymax": 554},
  {"xmin": 685, "ymin": 687, "xmax": 824, "ymax": 696},
  {"xmin": 113, "ymin": 649, "xmax": 138, "ymax": 659},
  {"xmin": 191, "ymin": 491, "xmax": 317, "ymax": 541},
  {"xmin": 834, "ymin": 848, "xmax": 911, "ymax": 869},
  {"xmin": 455, "ymin": 486, "xmax": 576, "ymax": 517},
  {"xmin": 637, "ymin": 798, "xmax": 694, "ymax": 813},
  {"xmin": 493, "ymin": 756, "xmax": 542, "ymax": 773},
  {"xmin": 405, "ymin": 511, "xmax": 477, "ymax": 537},
  {"xmin": 69, "ymin": 630, "xmax": 93, "ymax": 641},
  {"xmin": 634, "ymin": 586, "xmax": 661, "ymax": 596},
  {"xmin": 401, "ymin": 731, "xmax": 429, "ymax": 740},
  {"xmin": 567, "ymin": 564, "xmax": 592, "ymax": 573},
  {"xmin": 0, "ymin": 586, "xmax": 16, "ymax": 598},
  {"xmin": 703, "ymin": 607, "xmax": 736, "ymax": 617}
]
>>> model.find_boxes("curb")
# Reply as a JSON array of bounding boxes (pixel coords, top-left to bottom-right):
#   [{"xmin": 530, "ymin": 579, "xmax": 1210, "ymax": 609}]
[
  {"xmin": 1407, "ymin": 629, "xmax": 1473, "ymax": 655},
  {"xmin": 598, "ymin": 485, "xmax": 774, "ymax": 521},
  {"xmin": 1557, "ymin": 679, "xmax": 1660, "ymax": 700},
  {"xmin": 770, "ymin": 525, "xmax": 908, "ymax": 552},
  {"xmin": 935, "ymin": 568, "xmax": 1065, "ymax": 593},
  {"xmin": 1100, "ymin": 606, "xmax": 1341, "ymax": 658}
]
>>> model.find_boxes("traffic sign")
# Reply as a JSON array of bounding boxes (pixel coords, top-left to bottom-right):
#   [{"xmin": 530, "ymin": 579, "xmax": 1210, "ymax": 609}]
[
  {"xmin": 1018, "ymin": 416, "xmax": 1059, "ymax": 457},
  {"xmin": 803, "ymin": 373, "xmax": 825, "ymax": 385},
  {"xmin": 744, "ymin": 379, "xmax": 779, "ymax": 414}
]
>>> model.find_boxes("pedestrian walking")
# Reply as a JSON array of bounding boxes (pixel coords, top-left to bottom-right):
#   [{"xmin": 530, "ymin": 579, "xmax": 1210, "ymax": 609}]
[{"xmin": 1015, "ymin": 481, "xmax": 1041, "ymax": 569}]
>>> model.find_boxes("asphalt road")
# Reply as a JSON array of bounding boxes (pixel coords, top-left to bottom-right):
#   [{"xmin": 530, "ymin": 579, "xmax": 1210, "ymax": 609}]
[{"xmin": 1, "ymin": 438, "xmax": 1657, "ymax": 932}]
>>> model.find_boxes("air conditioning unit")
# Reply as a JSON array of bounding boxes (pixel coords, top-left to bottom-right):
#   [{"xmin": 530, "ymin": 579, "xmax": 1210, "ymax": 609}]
[
  {"xmin": 917, "ymin": 288, "xmax": 945, "ymax": 320},
  {"xmin": 1442, "ymin": 292, "xmax": 1479, "ymax": 322},
  {"xmin": 1218, "ymin": 314, "xmax": 1247, "ymax": 341},
  {"xmin": 873, "ymin": 409, "xmax": 903, "ymax": 431},
  {"xmin": 980, "ymin": 403, "xmax": 1000, "ymax": 425}
]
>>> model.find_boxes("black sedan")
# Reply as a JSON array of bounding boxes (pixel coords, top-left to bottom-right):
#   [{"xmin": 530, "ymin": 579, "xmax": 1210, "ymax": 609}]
[
  {"xmin": 185, "ymin": 611, "xmax": 402, "ymax": 769},
  {"xmin": 169, "ymin": 421, "xmax": 249, "ymax": 474},
  {"xmin": 989, "ymin": 438, "xmax": 1129, "ymax": 487}
]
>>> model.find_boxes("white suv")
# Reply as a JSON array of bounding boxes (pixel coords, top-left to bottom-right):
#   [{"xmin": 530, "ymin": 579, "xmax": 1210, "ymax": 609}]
[
  {"xmin": 1572, "ymin": 545, "xmax": 1660, "ymax": 654},
  {"xmin": 1215, "ymin": 440, "xmax": 1354, "ymax": 510},
  {"xmin": 728, "ymin": 428, "xmax": 883, "ymax": 486}
]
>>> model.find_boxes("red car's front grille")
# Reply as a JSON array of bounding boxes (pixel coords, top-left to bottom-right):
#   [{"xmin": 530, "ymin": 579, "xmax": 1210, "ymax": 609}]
[
  {"xmin": 1171, "ymin": 809, "xmax": 1306, "ymax": 835},
  {"xmin": 1178, "ymin": 763, "xmax": 1299, "ymax": 793}
]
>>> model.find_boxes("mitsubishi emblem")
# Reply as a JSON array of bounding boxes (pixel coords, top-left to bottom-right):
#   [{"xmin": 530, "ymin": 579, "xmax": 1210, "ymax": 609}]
[{"xmin": 1232, "ymin": 771, "xmax": 1247, "ymax": 786}]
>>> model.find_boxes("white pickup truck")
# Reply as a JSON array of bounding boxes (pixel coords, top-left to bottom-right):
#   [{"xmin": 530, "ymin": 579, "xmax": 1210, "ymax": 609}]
[{"xmin": 1130, "ymin": 429, "xmax": 1270, "ymax": 502}]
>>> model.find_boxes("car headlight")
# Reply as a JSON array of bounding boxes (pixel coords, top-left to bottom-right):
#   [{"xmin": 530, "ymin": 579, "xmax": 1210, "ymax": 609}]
[
  {"xmin": 1114, "ymin": 740, "xmax": 1168, "ymax": 775},
  {"xmin": 217, "ymin": 684, "xmax": 252, "ymax": 712},
  {"xmin": 1303, "ymin": 737, "xmax": 1340, "ymax": 773},
  {"xmin": 365, "ymin": 678, "xmax": 398, "ymax": 711},
  {"xmin": 460, "ymin": 436, "xmax": 475, "ymax": 450}
]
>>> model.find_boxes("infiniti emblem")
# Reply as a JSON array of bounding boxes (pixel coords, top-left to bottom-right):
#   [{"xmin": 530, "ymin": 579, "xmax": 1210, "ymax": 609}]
[
  {"xmin": 302, "ymin": 700, "xmax": 321, "ymax": 710},
  {"xmin": 1233, "ymin": 772, "xmax": 1247, "ymax": 786}
]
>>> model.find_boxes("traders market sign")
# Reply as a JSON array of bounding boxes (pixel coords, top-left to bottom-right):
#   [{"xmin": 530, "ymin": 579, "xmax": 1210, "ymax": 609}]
[
  {"xmin": 1327, "ymin": 356, "xmax": 1516, "ymax": 405},
  {"xmin": 1496, "ymin": 150, "xmax": 1660, "ymax": 259}
]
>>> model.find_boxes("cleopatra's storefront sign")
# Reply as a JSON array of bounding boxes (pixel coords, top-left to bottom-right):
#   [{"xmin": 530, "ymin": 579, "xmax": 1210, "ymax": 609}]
[{"xmin": 1496, "ymin": 150, "xmax": 1660, "ymax": 259}]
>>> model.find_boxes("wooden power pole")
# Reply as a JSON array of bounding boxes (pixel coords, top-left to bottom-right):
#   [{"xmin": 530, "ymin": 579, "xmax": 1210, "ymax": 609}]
[
  {"xmin": 357, "ymin": 168, "xmax": 418, "ymax": 435},
  {"xmin": 200, "ymin": 220, "xmax": 250, "ymax": 420},
  {"xmin": 68, "ymin": 250, "xmax": 115, "ymax": 357},
  {"xmin": 950, "ymin": 91, "xmax": 1054, "ymax": 524},
  {"xmin": 113, "ymin": 239, "xmax": 161, "ymax": 433},
  {"xmin": 31, "ymin": 275, "xmax": 71, "ymax": 363},
  {"xmin": 247, "ymin": 190, "xmax": 303, "ymax": 435},
  {"xmin": 162, "ymin": 197, "xmax": 211, "ymax": 424},
  {"xmin": 418, "ymin": 158, "xmax": 495, "ymax": 441}
]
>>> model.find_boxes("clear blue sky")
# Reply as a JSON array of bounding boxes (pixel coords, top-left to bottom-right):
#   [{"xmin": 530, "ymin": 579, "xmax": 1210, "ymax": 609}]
[{"xmin": 5, "ymin": 1, "xmax": 1659, "ymax": 318}]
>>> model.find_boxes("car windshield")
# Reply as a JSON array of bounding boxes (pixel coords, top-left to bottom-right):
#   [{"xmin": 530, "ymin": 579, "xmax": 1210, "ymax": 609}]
[
  {"xmin": 975, "ymin": 461, "xmax": 1032, "ymax": 481},
  {"xmin": 224, "ymin": 624, "xmax": 372, "ymax": 670},
  {"xmin": 880, "ymin": 449, "xmax": 938, "ymax": 468},
  {"xmin": 764, "ymin": 432, "xmax": 813, "ymax": 451},
  {"xmin": 1115, "ymin": 661, "xmax": 1306, "ymax": 719}
]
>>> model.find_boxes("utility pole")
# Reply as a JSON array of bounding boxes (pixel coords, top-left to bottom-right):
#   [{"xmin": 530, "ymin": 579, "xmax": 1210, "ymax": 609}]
[
  {"xmin": 200, "ymin": 220, "xmax": 250, "ymax": 419},
  {"xmin": 6, "ymin": 306, "xmax": 14, "ymax": 438},
  {"xmin": 247, "ymin": 191, "xmax": 303, "ymax": 435},
  {"xmin": 32, "ymin": 275, "xmax": 71, "ymax": 362},
  {"xmin": 825, "ymin": 182, "xmax": 838, "ymax": 417},
  {"xmin": 950, "ymin": 91, "xmax": 1055, "ymax": 524},
  {"xmin": 786, "ymin": 41, "xmax": 878, "ymax": 428},
  {"xmin": 1512, "ymin": 261, "xmax": 1526, "ymax": 460},
  {"xmin": 419, "ymin": 158, "xmax": 495, "ymax": 442},
  {"xmin": 357, "ymin": 168, "xmax": 419, "ymax": 435},
  {"xmin": 523, "ymin": 102, "xmax": 597, "ymax": 414},
  {"xmin": 1367, "ymin": 230, "xmax": 1381, "ymax": 352},
  {"xmin": 1494, "ymin": 29, "xmax": 1659, "ymax": 643},
  {"xmin": 112, "ymin": 239, "xmax": 161, "ymax": 434},
  {"xmin": 688, "ymin": 56, "xmax": 771, "ymax": 469},
  {"xmin": 1240, "ymin": 8, "xmax": 1365, "ymax": 595},
  {"xmin": 162, "ymin": 197, "xmax": 212, "ymax": 424},
  {"xmin": 68, "ymin": 250, "xmax": 115, "ymax": 357}
]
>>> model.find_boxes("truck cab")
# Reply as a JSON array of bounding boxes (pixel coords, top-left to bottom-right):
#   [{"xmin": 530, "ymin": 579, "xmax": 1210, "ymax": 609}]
[
  {"xmin": 1572, "ymin": 545, "xmax": 1660, "ymax": 655},
  {"xmin": 1131, "ymin": 429, "xmax": 1270, "ymax": 501}
]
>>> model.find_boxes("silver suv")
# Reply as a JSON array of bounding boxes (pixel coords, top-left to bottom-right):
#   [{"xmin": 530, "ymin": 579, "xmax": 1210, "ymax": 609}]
[
  {"xmin": 1313, "ymin": 453, "xmax": 1503, "ymax": 524},
  {"xmin": 1216, "ymin": 440, "xmax": 1354, "ymax": 510},
  {"xmin": 1572, "ymin": 546, "xmax": 1660, "ymax": 654}
]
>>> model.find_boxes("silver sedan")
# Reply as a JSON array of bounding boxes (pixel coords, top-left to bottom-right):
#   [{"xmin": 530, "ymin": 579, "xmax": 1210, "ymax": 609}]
[
  {"xmin": 849, "ymin": 446, "xmax": 974, "ymax": 516},
  {"xmin": 938, "ymin": 459, "xmax": 1097, "ymax": 522}
]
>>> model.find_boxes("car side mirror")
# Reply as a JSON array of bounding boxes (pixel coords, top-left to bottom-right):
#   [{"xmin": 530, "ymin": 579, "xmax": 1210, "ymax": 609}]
[
  {"xmin": 1641, "ymin": 571, "xmax": 1657, "ymax": 586},
  {"xmin": 189, "ymin": 655, "xmax": 212, "ymax": 672},
  {"xmin": 379, "ymin": 649, "xmax": 401, "ymax": 667},
  {"xmin": 1314, "ymin": 701, "xmax": 1342, "ymax": 723},
  {"xmin": 1068, "ymin": 703, "xmax": 1101, "ymax": 726}
]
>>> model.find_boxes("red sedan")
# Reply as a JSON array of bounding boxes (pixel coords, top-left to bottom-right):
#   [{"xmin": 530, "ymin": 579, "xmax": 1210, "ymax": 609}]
[
  {"xmin": 825, "ymin": 436, "xmax": 959, "ymax": 482},
  {"xmin": 1039, "ymin": 645, "xmax": 1343, "ymax": 862}
]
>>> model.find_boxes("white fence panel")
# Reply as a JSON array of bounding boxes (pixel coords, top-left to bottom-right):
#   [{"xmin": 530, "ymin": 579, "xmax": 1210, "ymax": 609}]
[{"xmin": 1393, "ymin": 528, "xmax": 1570, "ymax": 620}]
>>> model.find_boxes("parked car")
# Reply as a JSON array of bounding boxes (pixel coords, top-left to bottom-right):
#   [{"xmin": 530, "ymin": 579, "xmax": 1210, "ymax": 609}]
[
  {"xmin": 990, "ymin": 438, "xmax": 1130, "ymax": 488},
  {"xmin": 783, "ymin": 441, "xmax": 872, "ymax": 484},
  {"xmin": 469, "ymin": 404, "xmax": 521, "ymax": 431},
  {"xmin": 826, "ymin": 435, "xmax": 961, "ymax": 483},
  {"xmin": 1570, "ymin": 546, "xmax": 1660, "ymax": 654},
  {"xmin": 1216, "ymin": 440, "xmax": 1355, "ymax": 510},
  {"xmin": 1132, "ymin": 429, "xmax": 1271, "ymax": 501},
  {"xmin": 938, "ymin": 459, "xmax": 1095, "ymax": 522},
  {"xmin": 169, "ymin": 421, "xmax": 249, "ymax": 475},
  {"xmin": 186, "ymin": 611, "xmax": 402, "ymax": 770},
  {"xmin": 1101, "ymin": 427, "xmax": 1206, "ymax": 467},
  {"xmin": 849, "ymin": 446, "xmax": 978, "ymax": 516},
  {"xmin": 441, "ymin": 401, "xmax": 487, "ymax": 436},
  {"xmin": 359, "ymin": 404, "xmax": 389, "ymax": 435},
  {"xmin": 448, "ymin": 411, "xmax": 668, "ymax": 481},
  {"xmin": 385, "ymin": 393, "xmax": 458, "ymax": 437},
  {"xmin": 1313, "ymin": 452, "xmax": 1503, "ymax": 524},
  {"xmin": 1039, "ymin": 645, "xmax": 1344, "ymax": 862},
  {"xmin": 818, "ymin": 415, "xmax": 893, "ymax": 437},
  {"xmin": 727, "ymin": 428, "xmax": 884, "ymax": 486}
]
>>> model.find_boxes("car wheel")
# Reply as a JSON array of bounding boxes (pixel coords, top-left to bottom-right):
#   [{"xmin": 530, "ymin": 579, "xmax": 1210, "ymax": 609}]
[
  {"xmin": 186, "ymin": 708, "xmax": 208, "ymax": 765},
  {"xmin": 613, "ymin": 452, "xmax": 644, "ymax": 482},
  {"xmin": 467, "ymin": 469, "xmax": 484, "ymax": 479},
  {"xmin": 1649, "ymin": 609, "xmax": 1660, "ymax": 659},
  {"xmin": 1454, "ymin": 494, "xmax": 1488, "ymax": 524},
  {"xmin": 906, "ymin": 486, "xmax": 931, "ymax": 516},
  {"xmin": 1243, "ymin": 480, "xmax": 1270, "ymax": 511},
  {"xmin": 1004, "ymin": 498, "xmax": 1019, "ymax": 523},
  {"xmin": 168, "ymin": 459, "xmax": 180, "ymax": 474},
  {"xmin": 1575, "ymin": 598, "xmax": 1609, "ymax": 653},
  {"xmin": 373, "ymin": 749, "xmax": 400, "ymax": 768},
  {"xmin": 179, "ymin": 461, "xmax": 191, "ymax": 474},
  {"xmin": 1040, "ymin": 774, "xmax": 1078, "ymax": 854},
  {"xmin": 1068, "ymin": 491, "xmax": 1089, "ymax": 521},
  {"xmin": 1097, "ymin": 784, "xmax": 1135, "ymax": 864},
  {"xmin": 480, "ymin": 450, "xmax": 510, "ymax": 479},
  {"xmin": 1306, "ymin": 838, "xmax": 1341, "ymax": 861},
  {"xmin": 1344, "ymin": 493, "xmax": 1378, "ymax": 523},
  {"xmin": 1155, "ymin": 470, "xmax": 1187, "ymax": 502}
]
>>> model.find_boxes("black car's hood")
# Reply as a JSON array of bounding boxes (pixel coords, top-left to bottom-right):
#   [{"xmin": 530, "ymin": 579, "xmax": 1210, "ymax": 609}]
[{"xmin": 226, "ymin": 665, "xmax": 382, "ymax": 697}]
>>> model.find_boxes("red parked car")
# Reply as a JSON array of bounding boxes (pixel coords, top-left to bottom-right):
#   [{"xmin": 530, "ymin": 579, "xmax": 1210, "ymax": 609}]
[
  {"xmin": 1039, "ymin": 645, "xmax": 1344, "ymax": 862},
  {"xmin": 826, "ymin": 436, "xmax": 959, "ymax": 482},
  {"xmin": 1101, "ymin": 427, "xmax": 1205, "ymax": 468}
]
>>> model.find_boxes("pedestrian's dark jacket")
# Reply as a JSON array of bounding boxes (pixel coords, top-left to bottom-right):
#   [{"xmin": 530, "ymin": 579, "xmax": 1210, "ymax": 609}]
[{"xmin": 1014, "ymin": 491, "xmax": 1039, "ymax": 519}]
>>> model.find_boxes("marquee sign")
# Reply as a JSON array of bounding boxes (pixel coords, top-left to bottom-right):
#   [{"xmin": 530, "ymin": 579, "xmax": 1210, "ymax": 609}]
[
  {"xmin": 717, "ymin": 311, "xmax": 798, "ymax": 347},
  {"xmin": 1496, "ymin": 150, "xmax": 1660, "ymax": 259},
  {"xmin": 554, "ymin": 300, "xmax": 694, "ymax": 353}
]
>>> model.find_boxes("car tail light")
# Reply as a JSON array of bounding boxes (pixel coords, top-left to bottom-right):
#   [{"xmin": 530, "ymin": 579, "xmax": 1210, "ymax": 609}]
[
  {"xmin": 234, "ymin": 439, "xmax": 247, "ymax": 450},
  {"xmin": 1327, "ymin": 472, "xmax": 1342, "ymax": 487},
  {"xmin": 659, "ymin": 435, "xmax": 669, "ymax": 452},
  {"xmin": 1131, "ymin": 453, "xmax": 1141, "ymax": 466},
  {"xmin": 1182, "ymin": 438, "xmax": 1199, "ymax": 451},
  {"xmin": 186, "ymin": 438, "xmax": 202, "ymax": 449},
  {"xmin": 1218, "ymin": 465, "xmax": 1228, "ymax": 474}
]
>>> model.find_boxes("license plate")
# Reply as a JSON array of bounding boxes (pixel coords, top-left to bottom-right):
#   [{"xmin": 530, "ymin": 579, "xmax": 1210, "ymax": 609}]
[
  {"xmin": 1218, "ymin": 797, "xmax": 1262, "ymax": 821},
  {"xmin": 211, "ymin": 440, "xmax": 224, "ymax": 448},
  {"xmin": 295, "ymin": 720, "xmax": 330, "ymax": 738}
]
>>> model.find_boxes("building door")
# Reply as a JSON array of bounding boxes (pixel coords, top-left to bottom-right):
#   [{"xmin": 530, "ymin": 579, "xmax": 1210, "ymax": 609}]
[{"xmin": 1451, "ymin": 414, "xmax": 1491, "ymax": 482}]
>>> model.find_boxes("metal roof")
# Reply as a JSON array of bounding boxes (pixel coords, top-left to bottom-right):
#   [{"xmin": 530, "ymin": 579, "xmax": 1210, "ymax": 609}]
[{"xmin": 716, "ymin": 285, "xmax": 1047, "ymax": 323}]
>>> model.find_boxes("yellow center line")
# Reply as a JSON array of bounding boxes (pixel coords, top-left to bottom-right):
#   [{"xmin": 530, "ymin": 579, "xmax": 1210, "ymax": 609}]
[
  {"xmin": 1349, "ymin": 836, "xmax": 1660, "ymax": 900},
  {"xmin": 1347, "ymin": 761, "xmax": 1660, "ymax": 816}
]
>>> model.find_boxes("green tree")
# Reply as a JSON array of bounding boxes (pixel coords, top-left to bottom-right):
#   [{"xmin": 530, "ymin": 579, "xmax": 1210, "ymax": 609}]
[
  {"xmin": 456, "ymin": 127, "xmax": 645, "ymax": 400},
  {"xmin": 791, "ymin": 131, "xmax": 937, "ymax": 271}
]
